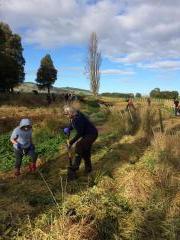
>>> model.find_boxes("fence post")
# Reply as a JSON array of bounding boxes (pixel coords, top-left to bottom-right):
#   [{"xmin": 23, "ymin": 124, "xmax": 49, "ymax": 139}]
[{"xmin": 159, "ymin": 109, "xmax": 164, "ymax": 133}]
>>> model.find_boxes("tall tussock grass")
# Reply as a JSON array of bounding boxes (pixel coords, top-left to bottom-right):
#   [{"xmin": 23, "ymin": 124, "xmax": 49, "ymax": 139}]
[
  {"xmin": 108, "ymin": 105, "xmax": 167, "ymax": 141},
  {"xmin": 152, "ymin": 131, "xmax": 180, "ymax": 169},
  {"xmin": 108, "ymin": 106, "xmax": 140, "ymax": 136}
]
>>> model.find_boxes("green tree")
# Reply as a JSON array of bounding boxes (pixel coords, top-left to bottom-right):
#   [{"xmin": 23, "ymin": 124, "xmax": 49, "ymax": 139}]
[
  {"xmin": 150, "ymin": 88, "xmax": 161, "ymax": 98},
  {"xmin": 135, "ymin": 93, "xmax": 142, "ymax": 98},
  {"xmin": 150, "ymin": 88, "xmax": 179, "ymax": 99},
  {"xmin": 85, "ymin": 32, "xmax": 102, "ymax": 96},
  {"xmin": 36, "ymin": 54, "xmax": 57, "ymax": 95},
  {"xmin": 0, "ymin": 22, "xmax": 25, "ymax": 92}
]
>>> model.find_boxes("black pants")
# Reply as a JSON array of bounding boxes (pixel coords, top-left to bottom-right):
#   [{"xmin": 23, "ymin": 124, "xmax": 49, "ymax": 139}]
[
  {"xmin": 71, "ymin": 134, "xmax": 98, "ymax": 172},
  {"xmin": 175, "ymin": 107, "xmax": 179, "ymax": 116},
  {"xmin": 14, "ymin": 147, "xmax": 37, "ymax": 169}
]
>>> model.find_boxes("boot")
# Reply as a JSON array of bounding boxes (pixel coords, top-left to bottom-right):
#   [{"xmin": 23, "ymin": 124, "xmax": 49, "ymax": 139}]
[
  {"xmin": 67, "ymin": 167, "xmax": 77, "ymax": 181},
  {"xmin": 14, "ymin": 168, "xmax": 20, "ymax": 177},
  {"xmin": 84, "ymin": 159, "xmax": 92, "ymax": 174},
  {"xmin": 84, "ymin": 168, "xmax": 92, "ymax": 175},
  {"xmin": 29, "ymin": 163, "xmax": 37, "ymax": 172},
  {"xmin": 32, "ymin": 163, "xmax": 37, "ymax": 171}
]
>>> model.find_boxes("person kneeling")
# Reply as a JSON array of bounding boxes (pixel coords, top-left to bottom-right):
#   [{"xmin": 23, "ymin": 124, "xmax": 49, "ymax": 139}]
[
  {"xmin": 63, "ymin": 106, "xmax": 98, "ymax": 180},
  {"xmin": 10, "ymin": 119, "xmax": 37, "ymax": 177}
]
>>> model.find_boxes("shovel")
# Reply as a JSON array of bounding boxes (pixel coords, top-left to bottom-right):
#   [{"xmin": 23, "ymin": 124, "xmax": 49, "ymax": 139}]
[
  {"xmin": 66, "ymin": 137, "xmax": 72, "ymax": 167},
  {"xmin": 66, "ymin": 136, "xmax": 77, "ymax": 181}
]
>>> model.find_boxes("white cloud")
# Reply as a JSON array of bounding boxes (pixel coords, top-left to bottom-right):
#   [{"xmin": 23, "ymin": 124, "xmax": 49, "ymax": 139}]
[
  {"xmin": 111, "ymin": 52, "xmax": 154, "ymax": 64},
  {"xmin": 140, "ymin": 60, "xmax": 180, "ymax": 70},
  {"xmin": 101, "ymin": 69, "xmax": 134, "ymax": 75},
  {"xmin": 1, "ymin": 0, "xmax": 180, "ymax": 69}
]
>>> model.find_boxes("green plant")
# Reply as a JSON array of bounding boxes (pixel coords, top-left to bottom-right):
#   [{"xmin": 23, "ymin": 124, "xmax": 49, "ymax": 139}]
[
  {"xmin": 0, "ymin": 130, "xmax": 65, "ymax": 172},
  {"xmin": 0, "ymin": 133, "xmax": 16, "ymax": 171}
]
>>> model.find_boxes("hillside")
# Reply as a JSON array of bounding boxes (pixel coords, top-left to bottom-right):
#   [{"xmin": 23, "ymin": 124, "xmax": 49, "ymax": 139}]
[{"xmin": 15, "ymin": 82, "xmax": 92, "ymax": 95}]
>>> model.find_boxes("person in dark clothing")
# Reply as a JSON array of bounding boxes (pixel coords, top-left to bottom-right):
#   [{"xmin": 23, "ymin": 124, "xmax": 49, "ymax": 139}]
[
  {"xmin": 147, "ymin": 97, "xmax": 151, "ymax": 107},
  {"xmin": 126, "ymin": 98, "xmax": 136, "ymax": 111},
  {"xmin": 173, "ymin": 98, "xmax": 179, "ymax": 116},
  {"xmin": 63, "ymin": 106, "xmax": 98, "ymax": 178},
  {"xmin": 52, "ymin": 93, "xmax": 56, "ymax": 102},
  {"xmin": 46, "ymin": 94, "xmax": 52, "ymax": 105},
  {"xmin": 64, "ymin": 93, "xmax": 69, "ymax": 104}
]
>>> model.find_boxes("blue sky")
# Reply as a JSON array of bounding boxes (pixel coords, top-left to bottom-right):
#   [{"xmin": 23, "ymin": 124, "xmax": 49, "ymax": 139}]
[{"xmin": 1, "ymin": 0, "xmax": 180, "ymax": 94}]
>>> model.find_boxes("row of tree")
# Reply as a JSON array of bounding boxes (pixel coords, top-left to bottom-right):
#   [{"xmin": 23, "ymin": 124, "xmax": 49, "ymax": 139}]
[
  {"xmin": 150, "ymin": 88, "xmax": 179, "ymax": 99},
  {"xmin": 0, "ymin": 22, "xmax": 101, "ymax": 95},
  {"xmin": 102, "ymin": 90, "xmax": 179, "ymax": 99},
  {"xmin": 101, "ymin": 92, "xmax": 135, "ymax": 98}
]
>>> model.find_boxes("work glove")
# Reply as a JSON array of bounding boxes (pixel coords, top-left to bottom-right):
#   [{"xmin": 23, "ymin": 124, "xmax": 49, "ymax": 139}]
[
  {"xmin": 16, "ymin": 142, "xmax": 23, "ymax": 150},
  {"xmin": 64, "ymin": 127, "xmax": 71, "ymax": 136}
]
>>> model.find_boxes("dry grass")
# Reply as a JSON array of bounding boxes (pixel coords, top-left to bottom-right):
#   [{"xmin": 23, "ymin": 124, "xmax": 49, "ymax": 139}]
[
  {"xmin": 17, "ymin": 217, "xmax": 97, "ymax": 240},
  {"xmin": 0, "ymin": 104, "xmax": 66, "ymax": 134},
  {"xmin": 152, "ymin": 131, "xmax": 180, "ymax": 169},
  {"xmin": 167, "ymin": 192, "xmax": 180, "ymax": 219},
  {"xmin": 115, "ymin": 166, "xmax": 155, "ymax": 206}
]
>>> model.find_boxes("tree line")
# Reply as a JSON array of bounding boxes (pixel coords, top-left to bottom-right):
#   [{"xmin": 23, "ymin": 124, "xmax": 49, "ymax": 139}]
[
  {"xmin": 150, "ymin": 88, "xmax": 179, "ymax": 99},
  {"xmin": 101, "ymin": 92, "xmax": 135, "ymax": 98}
]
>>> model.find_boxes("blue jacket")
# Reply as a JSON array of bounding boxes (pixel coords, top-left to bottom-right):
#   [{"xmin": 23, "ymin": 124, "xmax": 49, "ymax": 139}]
[{"xmin": 69, "ymin": 111, "xmax": 98, "ymax": 145}]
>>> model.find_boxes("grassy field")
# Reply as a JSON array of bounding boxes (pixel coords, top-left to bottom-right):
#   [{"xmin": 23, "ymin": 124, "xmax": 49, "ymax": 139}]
[{"xmin": 0, "ymin": 95, "xmax": 179, "ymax": 240}]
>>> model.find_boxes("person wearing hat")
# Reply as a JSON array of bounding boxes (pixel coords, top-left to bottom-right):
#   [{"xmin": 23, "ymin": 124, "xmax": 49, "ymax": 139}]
[
  {"xmin": 63, "ymin": 106, "xmax": 98, "ymax": 179},
  {"xmin": 10, "ymin": 119, "xmax": 37, "ymax": 176}
]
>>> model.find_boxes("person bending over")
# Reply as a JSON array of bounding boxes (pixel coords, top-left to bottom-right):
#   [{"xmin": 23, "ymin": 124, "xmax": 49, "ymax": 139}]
[
  {"xmin": 63, "ymin": 106, "xmax": 98, "ymax": 179},
  {"xmin": 10, "ymin": 119, "xmax": 37, "ymax": 176}
]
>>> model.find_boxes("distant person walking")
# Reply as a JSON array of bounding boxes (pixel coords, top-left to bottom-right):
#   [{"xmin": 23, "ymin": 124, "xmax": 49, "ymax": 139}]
[
  {"xmin": 52, "ymin": 93, "xmax": 56, "ymax": 102},
  {"xmin": 46, "ymin": 94, "xmax": 52, "ymax": 105},
  {"xmin": 10, "ymin": 119, "xmax": 37, "ymax": 176},
  {"xmin": 126, "ymin": 98, "xmax": 136, "ymax": 111},
  {"xmin": 147, "ymin": 97, "xmax": 151, "ymax": 107},
  {"xmin": 64, "ymin": 93, "xmax": 70, "ymax": 104},
  {"xmin": 173, "ymin": 98, "xmax": 179, "ymax": 116},
  {"xmin": 63, "ymin": 106, "xmax": 98, "ymax": 180}
]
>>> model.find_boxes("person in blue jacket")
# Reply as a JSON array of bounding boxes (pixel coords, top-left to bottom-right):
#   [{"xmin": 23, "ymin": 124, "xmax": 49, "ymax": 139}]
[
  {"xmin": 63, "ymin": 106, "xmax": 98, "ymax": 178},
  {"xmin": 10, "ymin": 119, "xmax": 37, "ymax": 176}
]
